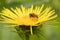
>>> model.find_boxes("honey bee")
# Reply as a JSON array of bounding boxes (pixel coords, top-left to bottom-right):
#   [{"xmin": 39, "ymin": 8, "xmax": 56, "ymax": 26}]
[{"xmin": 29, "ymin": 13, "xmax": 38, "ymax": 18}]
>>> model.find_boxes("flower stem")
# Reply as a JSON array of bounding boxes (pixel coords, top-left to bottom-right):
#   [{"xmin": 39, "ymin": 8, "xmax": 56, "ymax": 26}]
[{"xmin": 30, "ymin": 26, "xmax": 33, "ymax": 35}]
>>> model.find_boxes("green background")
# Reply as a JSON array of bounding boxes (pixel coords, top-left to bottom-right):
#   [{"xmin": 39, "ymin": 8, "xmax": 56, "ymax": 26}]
[{"xmin": 0, "ymin": 0, "xmax": 60, "ymax": 40}]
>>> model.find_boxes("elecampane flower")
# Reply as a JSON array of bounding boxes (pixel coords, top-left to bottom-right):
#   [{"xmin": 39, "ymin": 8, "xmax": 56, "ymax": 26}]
[{"xmin": 0, "ymin": 4, "xmax": 57, "ymax": 35}]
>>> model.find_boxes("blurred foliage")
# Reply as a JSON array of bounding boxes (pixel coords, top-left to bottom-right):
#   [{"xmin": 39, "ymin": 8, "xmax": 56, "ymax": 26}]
[{"xmin": 0, "ymin": 0, "xmax": 60, "ymax": 40}]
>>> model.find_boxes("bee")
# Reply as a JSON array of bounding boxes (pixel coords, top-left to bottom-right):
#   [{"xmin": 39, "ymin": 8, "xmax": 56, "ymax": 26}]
[{"xmin": 29, "ymin": 13, "xmax": 38, "ymax": 18}]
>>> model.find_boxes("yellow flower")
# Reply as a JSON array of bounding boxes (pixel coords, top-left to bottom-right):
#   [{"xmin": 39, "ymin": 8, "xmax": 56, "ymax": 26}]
[{"xmin": 0, "ymin": 4, "xmax": 57, "ymax": 35}]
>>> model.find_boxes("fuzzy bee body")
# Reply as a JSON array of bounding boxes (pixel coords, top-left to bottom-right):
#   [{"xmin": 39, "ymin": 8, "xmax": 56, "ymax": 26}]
[{"xmin": 29, "ymin": 13, "xmax": 38, "ymax": 18}]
